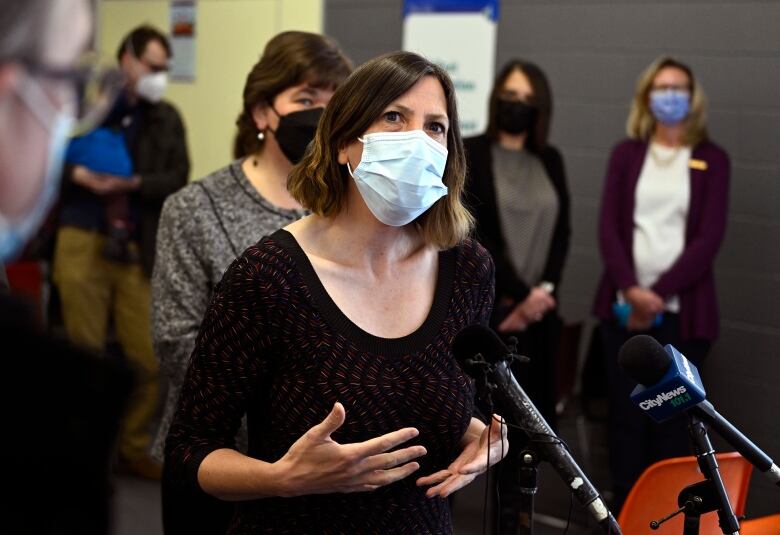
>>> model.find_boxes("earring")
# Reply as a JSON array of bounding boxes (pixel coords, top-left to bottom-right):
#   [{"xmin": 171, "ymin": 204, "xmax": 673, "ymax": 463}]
[{"xmin": 257, "ymin": 130, "xmax": 265, "ymax": 141}]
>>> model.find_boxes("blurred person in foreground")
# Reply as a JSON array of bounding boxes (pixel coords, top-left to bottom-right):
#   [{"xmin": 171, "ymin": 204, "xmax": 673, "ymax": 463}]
[{"xmin": 0, "ymin": 0, "xmax": 133, "ymax": 533}]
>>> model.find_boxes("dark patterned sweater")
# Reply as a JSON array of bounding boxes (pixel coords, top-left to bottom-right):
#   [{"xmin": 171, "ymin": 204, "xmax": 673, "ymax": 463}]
[{"xmin": 165, "ymin": 229, "xmax": 495, "ymax": 534}]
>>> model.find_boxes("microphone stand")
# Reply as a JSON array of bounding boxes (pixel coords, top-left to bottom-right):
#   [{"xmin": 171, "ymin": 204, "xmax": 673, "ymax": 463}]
[
  {"xmin": 516, "ymin": 445, "xmax": 541, "ymax": 535},
  {"xmin": 687, "ymin": 413, "xmax": 741, "ymax": 535},
  {"xmin": 465, "ymin": 345, "xmax": 618, "ymax": 535},
  {"xmin": 465, "ymin": 346, "xmax": 543, "ymax": 535},
  {"xmin": 649, "ymin": 415, "xmax": 741, "ymax": 534}
]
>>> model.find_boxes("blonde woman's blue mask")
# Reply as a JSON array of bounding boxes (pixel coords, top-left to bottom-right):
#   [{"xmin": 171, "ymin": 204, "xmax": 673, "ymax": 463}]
[
  {"xmin": 649, "ymin": 89, "xmax": 690, "ymax": 125},
  {"xmin": 347, "ymin": 130, "xmax": 448, "ymax": 227}
]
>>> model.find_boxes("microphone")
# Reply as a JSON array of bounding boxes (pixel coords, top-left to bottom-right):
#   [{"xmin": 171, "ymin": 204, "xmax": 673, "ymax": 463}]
[
  {"xmin": 619, "ymin": 334, "xmax": 780, "ymax": 487},
  {"xmin": 453, "ymin": 324, "xmax": 622, "ymax": 534}
]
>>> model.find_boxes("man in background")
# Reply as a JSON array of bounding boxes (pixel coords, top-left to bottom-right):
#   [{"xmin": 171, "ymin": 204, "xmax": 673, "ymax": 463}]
[
  {"xmin": 0, "ymin": 0, "xmax": 133, "ymax": 532},
  {"xmin": 52, "ymin": 24, "xmax": 190, "ymax": 479}
]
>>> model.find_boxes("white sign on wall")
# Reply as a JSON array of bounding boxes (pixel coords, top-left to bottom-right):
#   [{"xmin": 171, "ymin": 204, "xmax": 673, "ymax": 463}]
[
  {"xmin": 169, "ymin": 0, "xmax": 197, "ymax": 81},
  {"xmin": 402, "ymin": 1, "xmax": 498, "ymax": 136}
]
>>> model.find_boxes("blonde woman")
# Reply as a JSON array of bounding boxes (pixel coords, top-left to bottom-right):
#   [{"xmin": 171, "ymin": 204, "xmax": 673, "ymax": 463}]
[
  {"xmin": 593, "ymin": 56, "xmax": 730, "ymax": 512},
  {"xmin": 165, "ymin": 51, "xmax": 507, "ymax": 534}
]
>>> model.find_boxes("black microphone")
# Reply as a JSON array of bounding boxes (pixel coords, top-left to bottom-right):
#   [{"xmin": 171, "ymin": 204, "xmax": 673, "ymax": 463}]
[
  {"xmin": 619, "ymin": 335, "xmax": 780, "ymax": 487},
  {"xmin": 453, "ymin": 324, "xmax": 622, "ymax": 534}
]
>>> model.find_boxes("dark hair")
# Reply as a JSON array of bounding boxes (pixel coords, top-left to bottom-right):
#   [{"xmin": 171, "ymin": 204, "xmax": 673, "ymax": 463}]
[
  {"xmin": 288, "ymin": 51, "xmax": 473, "ymax": 249},
  {"xmin": 485, "ymin": 59, "xmax": 552, "ymax": 154},
  {"xmin": 116, "ymin": 25, "xmax": 171, "ymax": 62},
  {"xmin": 233, "ymin": 31, "xmax": 352, "ymax": 159}
]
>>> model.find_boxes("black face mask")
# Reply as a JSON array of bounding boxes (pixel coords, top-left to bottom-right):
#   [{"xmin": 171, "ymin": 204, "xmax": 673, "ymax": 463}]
[
  {"xmin": 269, "ymin": 107, "xmax": 324, "ymax": 164},
  {"xmin": 496, "ymin": 99, "xmax": 537, "ymax": 135}
]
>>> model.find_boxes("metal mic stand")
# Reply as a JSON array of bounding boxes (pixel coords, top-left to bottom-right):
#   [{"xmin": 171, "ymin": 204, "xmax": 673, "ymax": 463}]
[
  {"xmin": 653, "ymin": 415, "xmax": 742, "ymax": 534},
  {"xmin": 463, "ymin": 342, "xmax": 541, "ymax": 535},
  {"xmin": 687, "ymin": 413, "xmax": 741, "ymax": 534},
  {"xmin": 516, "ymin": 443, "xmax": 541, "ymax": 535}
]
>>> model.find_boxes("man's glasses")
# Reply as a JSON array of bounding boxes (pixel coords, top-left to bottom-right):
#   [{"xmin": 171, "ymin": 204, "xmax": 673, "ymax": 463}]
[{"xmin": 21, "ymin": 52, "xmax": 124, "ymax": 134}]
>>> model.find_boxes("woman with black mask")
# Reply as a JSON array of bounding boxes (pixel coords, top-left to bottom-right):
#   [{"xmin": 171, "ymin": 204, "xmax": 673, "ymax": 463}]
[
  {"xmin": 150, "ymin": 31, "xmax": 351, "ymax": 535},
  {"xmin": 464, "ymin": 59, "xmax": 570, "ymax": 535}
]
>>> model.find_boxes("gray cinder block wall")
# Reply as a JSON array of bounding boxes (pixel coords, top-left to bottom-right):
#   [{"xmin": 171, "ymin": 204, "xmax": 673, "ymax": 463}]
[{"xmin": 326, "ymin": 0, "xmax": 780, "ymax": 517}]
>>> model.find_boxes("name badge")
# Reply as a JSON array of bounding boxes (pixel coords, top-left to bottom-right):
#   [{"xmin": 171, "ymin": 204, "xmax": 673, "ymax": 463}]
[{"xmin": 689, "ymin": 159, "xmax": 708, "ymax": 171}]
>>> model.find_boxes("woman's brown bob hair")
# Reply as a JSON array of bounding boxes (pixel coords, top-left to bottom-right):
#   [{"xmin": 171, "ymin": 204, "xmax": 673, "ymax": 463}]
[
  {"xmin": 233, "ymin": 31, "xmax": 352, "ymax": 159},
  {"xmin": 485, "ymin": 59, "xmax": 553, "ymax": 154},
  {"xmin": 627, "ymin": 56, "xmax": 708, "ymax": 146},
  {"xmin": 288, "ymin": 51, "xmax": 473, "ymax": 250}
]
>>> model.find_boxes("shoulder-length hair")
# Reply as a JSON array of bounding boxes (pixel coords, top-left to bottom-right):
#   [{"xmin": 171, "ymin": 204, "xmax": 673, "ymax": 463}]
[
  {"xmin": 288, "ymin": 51, "xmax": 473, "ymax": 250},
  {"xmin": 626, "ymin": 56, "xmax": 708, "ymax": 146},
  {"xmin": 233, "ymin": 31, "xmax": 352, "ymax": 159},
  {"xmin": 485, "ymin": 59, "xmax": 553, "ymax": 154}
]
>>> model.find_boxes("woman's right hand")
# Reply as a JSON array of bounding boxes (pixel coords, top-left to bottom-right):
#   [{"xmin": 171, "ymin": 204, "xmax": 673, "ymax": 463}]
[
  {"xmin": 498, "ymin": 287, "xmax": 556, "ymax": 332},
  {"xmin": 273, "ymin": 402, "xmax": 427, "ymax": 497},
  {"xmin": 625, "ymin": 286, "xmax": 664, "ymax": 318}
]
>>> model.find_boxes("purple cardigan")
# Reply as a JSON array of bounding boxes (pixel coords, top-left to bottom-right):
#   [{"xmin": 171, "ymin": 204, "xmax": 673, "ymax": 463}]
[{"xmin": 592, "ymin": 138, "xmax": 730, "ymax": 341}]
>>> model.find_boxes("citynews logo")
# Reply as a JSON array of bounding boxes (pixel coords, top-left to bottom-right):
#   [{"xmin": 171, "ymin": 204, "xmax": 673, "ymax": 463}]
[{"xmin": 639, "ymin": 386, "xmax": 688, "ymax": 410}]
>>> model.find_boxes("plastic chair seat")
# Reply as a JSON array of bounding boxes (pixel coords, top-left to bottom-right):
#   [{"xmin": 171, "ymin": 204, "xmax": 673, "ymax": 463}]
[
  {"xmin": 741, "ymin": 514, "xmax": 780, "ymax": 534},
  {"xmin": 618, "ymin": 452, "xmax": 752, "ymax": 534}
]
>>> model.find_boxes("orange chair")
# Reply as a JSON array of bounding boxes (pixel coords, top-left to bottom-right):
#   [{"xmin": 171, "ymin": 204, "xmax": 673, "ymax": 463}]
[
  {"xmin": 742, "ymin": 514, "xmax": 780, "ymax": 534},
  {"xmin": 618, "ymin": 452, "xmax": 753, "ymax": 534}
]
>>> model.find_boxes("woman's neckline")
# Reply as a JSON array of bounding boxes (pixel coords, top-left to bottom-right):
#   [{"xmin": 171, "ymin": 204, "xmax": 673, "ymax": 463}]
[{"xmin": 270, "ymin": 228, "xmax": 456, "ymax": 357}]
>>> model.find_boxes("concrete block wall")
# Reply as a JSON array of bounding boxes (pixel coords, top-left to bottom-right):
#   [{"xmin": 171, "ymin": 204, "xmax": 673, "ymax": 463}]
[{"xmin": 326, "ymin": 0, "xmax": 780, "ymax": 516}]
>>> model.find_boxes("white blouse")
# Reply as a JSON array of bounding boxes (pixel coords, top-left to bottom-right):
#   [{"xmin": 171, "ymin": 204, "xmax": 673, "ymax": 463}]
[{"xmin": 632, "ymin": 142, "xmax": 692, "ymax": 312}]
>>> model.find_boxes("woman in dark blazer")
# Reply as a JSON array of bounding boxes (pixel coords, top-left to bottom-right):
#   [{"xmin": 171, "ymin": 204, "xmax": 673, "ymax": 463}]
[
  {"xmin": 464, "ymin": 59, "xmax": 570, "ymax": 534},
  {"xmin": 593, "ymin": 56, "xmax": 730, "ymax": 513}
]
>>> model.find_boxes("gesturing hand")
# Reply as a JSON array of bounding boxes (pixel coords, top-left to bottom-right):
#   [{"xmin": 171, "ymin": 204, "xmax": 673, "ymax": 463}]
[
  {"xmin": 416, "ymin": 415, "xmax": 508, "ymax": 498},
  {"xmin": 275, "ymin": 402, "xmax": 427, "ymax": 497}
]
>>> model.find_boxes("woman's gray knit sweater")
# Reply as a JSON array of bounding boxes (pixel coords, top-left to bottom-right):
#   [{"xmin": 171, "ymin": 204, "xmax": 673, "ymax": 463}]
[{"xmin": 150, "ymin": 160, "xmax": 306, "ymax": 462}]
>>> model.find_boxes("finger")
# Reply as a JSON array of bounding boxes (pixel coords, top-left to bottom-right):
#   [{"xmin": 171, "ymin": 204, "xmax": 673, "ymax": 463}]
[
  {"xmin": 307, "ymin": 402, "xmax": 346, "ymax": 441},
  {"xmin": 351, "ymin": 427, "xmax": 419, "ymax": 458},
  {"xmin": 496, "ymin": 319, "xmax": 511, "ymax": 333},
  {"xmin": 341, "ymin": 483, "xmax": 381, "ymax": 494},
  {"xmin": 424, "ymin": 474, "xmax": 458, "ymax": 497},
  {"xmin": 489, "ymin": 415, "xmax": 508, "ymax": 441},
  {"xmin": 426, "ymin": 473, "xmax": 476, "ymax": 498},
  {"xmin": 363, "ymin": 461, "xmax": 420, "ymax": 487},
  {"xmin": 363, "ymin": 445, "xmax": 427, "ymax": 472},
  {"xmin": 416, "ymin": 469, "xmax": 451, "ymax": 487},
  {"xmin": 461, "ymin": 417, "xmax": 507, "ymax": 473},
  {"xmin": 438, "ymin": 473, "xmax": 477, "ymax": 497}
]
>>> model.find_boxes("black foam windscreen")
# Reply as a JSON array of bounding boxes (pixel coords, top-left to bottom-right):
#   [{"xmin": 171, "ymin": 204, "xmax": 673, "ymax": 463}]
[
  {"xmin": 452, "ymin": 324, "xmax": 510, "ymax": 367},
  {"xmin": 618, "ymin": 334, "xmax": 672, "ymax": 387}
]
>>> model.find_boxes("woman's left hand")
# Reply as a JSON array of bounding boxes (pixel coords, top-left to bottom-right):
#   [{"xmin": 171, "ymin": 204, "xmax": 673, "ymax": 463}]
[{"xmin": 416, "ymin": 415, "xmax": 508, "ymax": 498}]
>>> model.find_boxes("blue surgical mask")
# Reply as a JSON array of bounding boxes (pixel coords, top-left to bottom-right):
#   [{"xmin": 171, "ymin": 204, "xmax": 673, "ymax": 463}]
[
  {"xmin": 347, "ymin": 130, "xmax": 448, "ymax": 227},
  {"xmin": 649, "ymin": 89, "xmax": 691, "ymax": 125},
  {"xmin": 0, "ymin": 75, "xmax": 74, "ymax": 262}
]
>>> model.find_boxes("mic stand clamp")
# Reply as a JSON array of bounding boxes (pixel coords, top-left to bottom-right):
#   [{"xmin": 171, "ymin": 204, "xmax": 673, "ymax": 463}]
[
  {"xmin": 516, "ymin": 446, "xmax": 541, "ymax": 535},
  {"xmin": 650, "ymin": 480, "xmax": 731, "ymax": 534}
]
